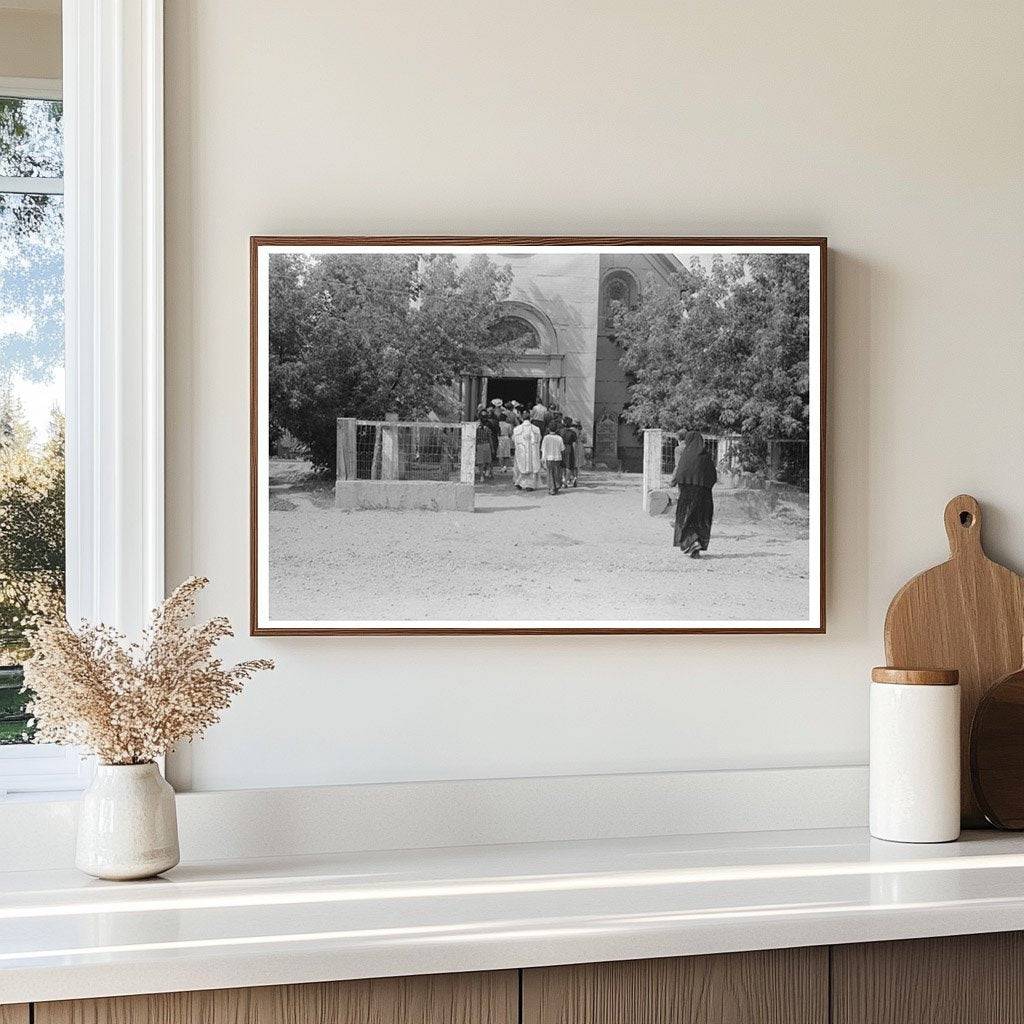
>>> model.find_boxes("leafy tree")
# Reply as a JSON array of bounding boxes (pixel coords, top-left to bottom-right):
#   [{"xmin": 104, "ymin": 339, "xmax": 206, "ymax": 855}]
[
  {"xmin": 612, "ymin": 253, "xmax": 810, "ymax": 472},
  {"xmin": 0, "ymin": 400, "xmax": 65, "ymax": 743},
  {"xmin": 269, "ymin": 253, "xmax": 521, "ymax": 471},
  {"xmin": 0, "ymin": 98, "xmax": 62, "ymax": 180},
  {"xmin": 0, "ymin": 400, "xmax": 65, "ymax": 663}
]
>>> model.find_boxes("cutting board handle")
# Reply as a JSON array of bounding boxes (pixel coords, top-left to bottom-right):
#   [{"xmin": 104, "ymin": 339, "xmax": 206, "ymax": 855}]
[{"xmin": 944, "ymin": 494, "xmax": 983, "ymax": 558}]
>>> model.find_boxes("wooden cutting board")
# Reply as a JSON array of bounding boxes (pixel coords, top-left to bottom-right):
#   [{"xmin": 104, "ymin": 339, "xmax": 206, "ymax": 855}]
[{"xmin": 884, "ymin": 494, "xmax": 1024, "ymax": 826}]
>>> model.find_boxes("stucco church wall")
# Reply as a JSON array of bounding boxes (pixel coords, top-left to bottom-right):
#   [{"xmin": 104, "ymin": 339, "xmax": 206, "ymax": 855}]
[
  {"xmin": 497, "ymin": 253, "xmax": 600, "ymax": 436},
  {"xmin": 595, "ymin": 253, "xmax": 682, "ymax": 470}
]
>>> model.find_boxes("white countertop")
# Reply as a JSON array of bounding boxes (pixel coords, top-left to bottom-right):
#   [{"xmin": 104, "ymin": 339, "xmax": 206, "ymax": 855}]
[{"xmin": 4, "ymin": 826, "xmax": 1024, "ymax": 1004}]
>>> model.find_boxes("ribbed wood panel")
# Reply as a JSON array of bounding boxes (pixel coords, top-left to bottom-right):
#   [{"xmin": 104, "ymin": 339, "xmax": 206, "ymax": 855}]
[
  {"xmin": 35, "ymin": 971, "xmax": 517, "ymax": 1024},
  {"xmin": 832, "ymin": 932, "xmax": 1024, "ymax": 1023},
  {"xmin": 522, "ymin": 948, "xmax": 828, "ymax": 1024},
  {"xmin": 0, "ymin": 1006, "xmax": 29, "ymax": 1024}
]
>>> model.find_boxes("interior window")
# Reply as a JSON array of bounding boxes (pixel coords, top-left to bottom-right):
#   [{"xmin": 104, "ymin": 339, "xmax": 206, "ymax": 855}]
[{"xmin": 0, "ymin": 94, "xmax": 65, "ymax": 748}]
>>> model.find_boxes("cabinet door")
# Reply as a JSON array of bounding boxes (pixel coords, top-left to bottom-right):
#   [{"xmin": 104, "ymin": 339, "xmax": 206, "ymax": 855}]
[
  {"xmin": 523, "ymin": 948, "xmax": 828, "ymax": 1024},
  {"xmin": 35, "ymin": 971, "xmax": 517, "ymax": 1024},
  {"xmin": 0, "ymin": 1006, "xmax": 29, "ymax": 1024},
  {"xmin": 832, "ymin": 932, "xmax": 1024, "ymax": 1024}
]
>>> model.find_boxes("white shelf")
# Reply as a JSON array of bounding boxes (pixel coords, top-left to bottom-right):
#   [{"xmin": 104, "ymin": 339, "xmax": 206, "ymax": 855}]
[{"xmin": 4, "ymin": 827, "xmax": 1024, "ymax": 1004}]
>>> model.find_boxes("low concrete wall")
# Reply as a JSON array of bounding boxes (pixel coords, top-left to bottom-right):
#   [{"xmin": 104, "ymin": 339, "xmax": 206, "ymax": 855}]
[
  {"xmin": 335, "ymin": 480, "xmax": 475, "ymax": 512},
  {"xmin": 644, "ymin": 488, "xmax": 673, "ymax": 515},
  {"xmin": 646, "ymin": 486, "xmax": 808, "ymax": 519}
]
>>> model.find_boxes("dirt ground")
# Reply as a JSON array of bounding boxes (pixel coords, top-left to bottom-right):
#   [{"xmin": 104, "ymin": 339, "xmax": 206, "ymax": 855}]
[{"xmin": 266, "ymin": 460, "xmax": 811, "ymax": 624}]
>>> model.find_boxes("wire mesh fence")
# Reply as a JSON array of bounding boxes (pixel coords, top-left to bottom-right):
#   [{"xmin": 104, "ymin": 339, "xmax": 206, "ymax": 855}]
[
  {"xmin": 351, "ymin": 420, "xmax": 466, "ymax": 482},
  {"xmin": 768, "ymin": 439, "xmax": 810, "ymax": 490},
  {"xmin": 660, "ymin": 434, "xmax": 721, "ymax": 477},
  {"xmin": 652, "ymin": 432, "xmax": 808, "ymax": 490},
  {"xmin": 340, "ymin": 420, "xmax": 811, "ymax": 491}
]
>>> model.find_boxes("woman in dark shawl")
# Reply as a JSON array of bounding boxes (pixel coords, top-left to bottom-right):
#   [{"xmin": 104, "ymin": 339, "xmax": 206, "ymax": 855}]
[
  {"xmin": 475, "ymin": 412, "xmax": 495, "ymax": 481},
  {"xmin": 671, "ymin": 430, "xmax": 717, "ymax": 558}
]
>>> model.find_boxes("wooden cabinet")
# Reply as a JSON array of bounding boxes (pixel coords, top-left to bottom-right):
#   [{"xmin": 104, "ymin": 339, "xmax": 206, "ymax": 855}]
[
  {"xmin": 22, "ymin": 932, "xmax": 1024, "ymax": 1024},
  {"xmin": 522, "ymin": 948, "xmax": 828, "ymax": 1024},
  {"xmin": 520, "ymin": 934, "xmax": 1024, "ymax": 1024},
  {"xmin": 832, "ymin": 932, "xmax": 1024, "ymax": 1024},
  {"xmin": 34, "ymin": 971, "xmax": 517, "ymax": 1024}
]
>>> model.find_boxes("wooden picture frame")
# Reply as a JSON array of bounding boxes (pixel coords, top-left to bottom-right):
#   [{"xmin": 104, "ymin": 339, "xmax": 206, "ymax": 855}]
[{"xmin": 251, "ymin": 236, "xmax": 827, "ymax": 635}]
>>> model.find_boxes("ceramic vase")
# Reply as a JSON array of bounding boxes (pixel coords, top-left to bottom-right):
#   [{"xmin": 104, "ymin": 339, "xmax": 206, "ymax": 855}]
[{"xmin": 76, "ymin": 762, "xmax": 180, "ymax": 880}]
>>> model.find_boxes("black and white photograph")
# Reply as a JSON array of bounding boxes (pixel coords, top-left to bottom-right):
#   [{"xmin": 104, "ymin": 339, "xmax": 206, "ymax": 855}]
[{"xmin": 251, "ymin": 238, "xmax": 824, "ymax": 633}]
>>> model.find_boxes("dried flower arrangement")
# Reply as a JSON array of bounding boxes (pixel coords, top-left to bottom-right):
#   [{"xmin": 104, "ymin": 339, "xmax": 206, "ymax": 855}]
[{"xmin": 23, "ymin": 577, "xmax": 273, "ymax": 765}]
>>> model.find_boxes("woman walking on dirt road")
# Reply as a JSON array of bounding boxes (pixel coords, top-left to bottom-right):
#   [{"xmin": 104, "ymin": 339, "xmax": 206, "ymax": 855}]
[{"xmin": 671, "ymin": 430, "xmax": 717, "ymax": 558}]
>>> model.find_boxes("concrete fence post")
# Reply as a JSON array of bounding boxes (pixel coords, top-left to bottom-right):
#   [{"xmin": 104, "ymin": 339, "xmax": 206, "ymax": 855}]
[
  {"xmin": 460, "ymin": 423, "xmax": 477, "ymax": 484},
  {"xmin": 642, "ymin": 428, "xmax": 664, "ymax": 514},
  {"xmin": 718, "ymin": 434, "xmax": 737, "ymax": 487},
  {"xmin": 381, "ymin": 424, "xmax": 399, "ymax": 480},
  {"xmin": 336, "ymin": 417, "xmax": 357, "ymax": 480}
]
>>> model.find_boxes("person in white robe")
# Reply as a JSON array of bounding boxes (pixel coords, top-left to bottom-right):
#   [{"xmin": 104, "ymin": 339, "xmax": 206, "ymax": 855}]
[{"xmin": 512, "ymin": 419, "xmax": 542, "ymax": 490}]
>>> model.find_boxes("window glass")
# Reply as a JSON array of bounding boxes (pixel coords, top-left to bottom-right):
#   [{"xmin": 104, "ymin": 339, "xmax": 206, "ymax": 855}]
[
  {"xmin": 0, "ymin": 97, "xmax": 64, "ymax": 746},
  {"xmin": 0, "ymin": 98, "xmax": 63, "ymax": 178}
]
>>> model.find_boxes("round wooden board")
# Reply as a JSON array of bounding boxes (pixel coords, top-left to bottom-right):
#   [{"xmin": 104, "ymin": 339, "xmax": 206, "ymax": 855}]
[{"xmin": 970, "ymin": 664, "xmax": 1024, "ymax": 829}]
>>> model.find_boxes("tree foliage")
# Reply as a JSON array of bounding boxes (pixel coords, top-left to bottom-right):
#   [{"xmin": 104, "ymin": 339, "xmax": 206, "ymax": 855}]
[
  {"xmin": 269, "ymin": 253, "xmax": 522, "ymax": 471},
  {"xmin": 0, "ymin": 396, "xmax": 65, "ymax": 664},
  {"xmin": 612, "ymin": 254, "xmax": 811, "ymax": 470},
  {"xmin": 0, "ymin": 98, "xmax": 63, "ymax": 181}
]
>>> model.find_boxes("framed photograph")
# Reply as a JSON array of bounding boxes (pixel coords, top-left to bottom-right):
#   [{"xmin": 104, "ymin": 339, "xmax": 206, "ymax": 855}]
[{"xmin": 251, "ymin": 236, "xmax": 826, "ymax": 635}]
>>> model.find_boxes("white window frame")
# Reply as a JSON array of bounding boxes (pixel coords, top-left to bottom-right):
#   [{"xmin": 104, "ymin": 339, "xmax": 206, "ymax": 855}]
[
  {"xmin": 0, "ymin": 77, "xmax": 61, "ymax": 101},
  {"xmin": 0, "ymin": 0, "xmax": 165, "ymax": 799},
  {"xmin": 0, "ymin": 77, "xmax": 64, "ymax": 193}
]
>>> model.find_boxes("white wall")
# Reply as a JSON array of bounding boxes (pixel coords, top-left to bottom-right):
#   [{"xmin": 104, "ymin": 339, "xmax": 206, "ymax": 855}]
[{"xmin": 164, "ymin": 0, "xmax": 1024, "ymax": 792}]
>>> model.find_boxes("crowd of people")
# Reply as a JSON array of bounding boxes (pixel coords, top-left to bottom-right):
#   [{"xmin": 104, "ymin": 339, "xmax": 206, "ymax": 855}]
[{"xmin": 474, "ymin": 399, "xmax": 584, "ymax": 495}]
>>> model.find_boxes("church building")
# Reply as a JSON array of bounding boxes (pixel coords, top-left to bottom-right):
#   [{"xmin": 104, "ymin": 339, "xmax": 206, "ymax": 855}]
[{"xmin": 458, "ymin": 251, "xmax": 684, "ymax": 471}]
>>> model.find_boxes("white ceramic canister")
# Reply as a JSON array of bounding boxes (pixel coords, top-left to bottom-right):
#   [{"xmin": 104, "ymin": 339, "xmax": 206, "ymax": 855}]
[
  {"xmin": 869, "ymin": 667, "xmax": 961, "ymax": 843},
  {"xmin": 76, "ymin": 762, "xmax": 180, "ymax": 880}
]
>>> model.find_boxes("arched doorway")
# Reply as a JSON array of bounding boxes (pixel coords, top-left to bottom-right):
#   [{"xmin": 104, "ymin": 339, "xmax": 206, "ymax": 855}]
[
  {"xmin": 460, "ymin": 303, "xmax": 565, "ymax": 418},
  {"xmin": 486, "ymin": 375, "xmax": 539, "ymax": 409}
]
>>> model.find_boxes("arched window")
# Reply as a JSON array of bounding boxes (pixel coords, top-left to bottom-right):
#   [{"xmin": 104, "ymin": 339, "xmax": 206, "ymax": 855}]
[
  {"xmin": 490, "ymin": 315, "xmax": 540, "ymax": 351},
  {"xmin": 601, "ymin": 270, "xmax": 639, "ymax": 327}
]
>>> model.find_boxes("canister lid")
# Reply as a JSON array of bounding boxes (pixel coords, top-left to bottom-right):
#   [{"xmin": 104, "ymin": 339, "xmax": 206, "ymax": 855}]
[{"xmin": 871, "ymin": 667, "xmax": 959, "ymax": 686}]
